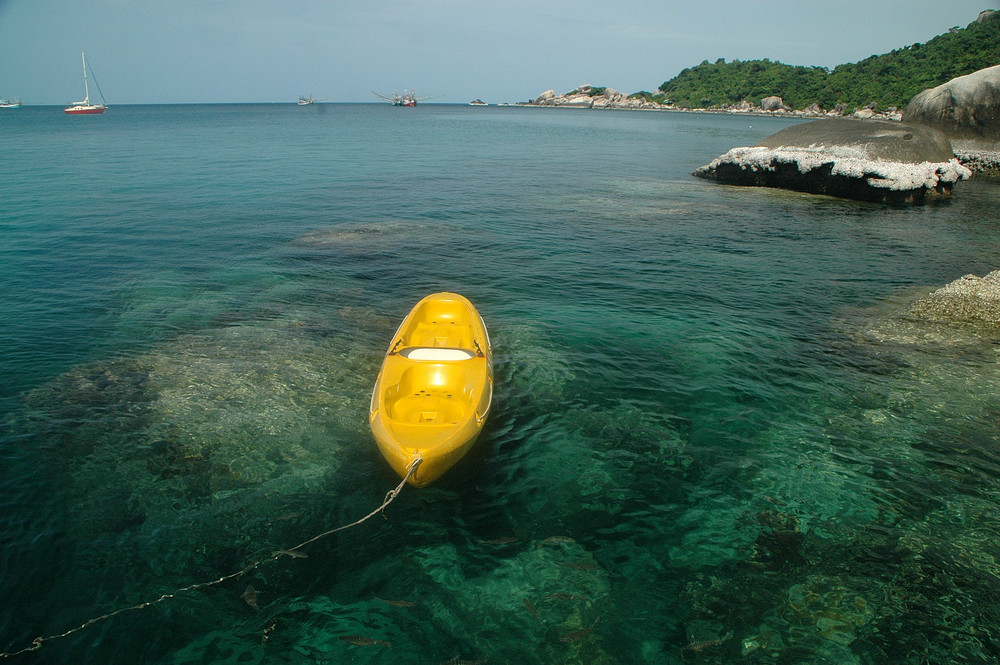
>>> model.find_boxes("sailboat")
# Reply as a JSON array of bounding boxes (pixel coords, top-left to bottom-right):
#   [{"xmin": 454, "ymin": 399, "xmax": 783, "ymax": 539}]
[{"xmin": 64, "ymin": 52, "xmax": 107, "ymax": 115}]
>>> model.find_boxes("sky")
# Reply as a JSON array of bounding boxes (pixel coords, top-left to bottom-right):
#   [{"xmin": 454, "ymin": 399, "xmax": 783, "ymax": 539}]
[{"xmin": 0, "ymin": 1, "xmax": 995, "ymax": 105}]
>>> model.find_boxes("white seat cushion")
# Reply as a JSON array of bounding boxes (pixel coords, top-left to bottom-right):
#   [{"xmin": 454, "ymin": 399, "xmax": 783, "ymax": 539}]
[{"xmin": 400, "ymin": 347, "xmax": 476, "ymax": 361}]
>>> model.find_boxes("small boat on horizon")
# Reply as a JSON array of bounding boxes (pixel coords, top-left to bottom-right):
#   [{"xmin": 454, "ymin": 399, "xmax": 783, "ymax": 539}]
[
  {"xmin": 298, "ymin": 95, "xmax": 332, "ymax": 105},
  {"xmin": 469, "ymin": 99, "xmax": 487, "ymax": 106},
  {"xmin": 369, "ymin": 292, "xmax": 493, "ymax": 487},
  {"xmin": 64, "ymin": 52, "xmax": 107, "ymax": 115},
  {"xmin": 0, "ymin": 97, "xmax": 22, "ymax": 109}
]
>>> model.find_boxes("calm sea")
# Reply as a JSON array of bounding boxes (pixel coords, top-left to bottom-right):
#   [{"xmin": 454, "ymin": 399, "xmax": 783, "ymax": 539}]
[{"xmin": 1, "ymin": 103, "xmax": 999, "ymax": 664}]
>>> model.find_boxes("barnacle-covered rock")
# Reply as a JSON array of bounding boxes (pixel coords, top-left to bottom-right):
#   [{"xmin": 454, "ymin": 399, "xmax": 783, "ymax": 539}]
[
  {"xmin": 694, "ymin": 118, "xmax": 971, "ymax": 203},
  {"xmin": 906, "ymin": 270, "xmax": 1000, "ymax": 327}
]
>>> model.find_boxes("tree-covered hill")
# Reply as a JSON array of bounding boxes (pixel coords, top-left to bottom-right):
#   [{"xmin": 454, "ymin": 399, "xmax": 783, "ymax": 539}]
[{"xmin": 654, "ymin": 11, "xmax": 1000, "ymax": 111}]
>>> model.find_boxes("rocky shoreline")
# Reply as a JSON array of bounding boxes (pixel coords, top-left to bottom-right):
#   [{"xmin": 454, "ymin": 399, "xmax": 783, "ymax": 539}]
[
  {"xmin": 953, "ymin": 148, "xmax": 1000, "ymax": 172},
  {"xmin": 518, "ymin": 82, "xmax": 1000, "ymax": 175},
  {"xmin": 519, "ymin": 85, "xmax": 904, "ymax": 121}
]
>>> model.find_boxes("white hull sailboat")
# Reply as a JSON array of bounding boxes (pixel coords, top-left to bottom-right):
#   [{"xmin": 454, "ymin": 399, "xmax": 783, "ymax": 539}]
[{"xmin": 65, "ymin": 52, "xmax": 107, "ymax": 115}]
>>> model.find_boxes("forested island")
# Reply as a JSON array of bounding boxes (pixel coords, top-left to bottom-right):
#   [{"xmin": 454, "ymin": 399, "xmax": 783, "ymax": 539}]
[{"xmin": 526, "ymin": 10, "xmax": 999, "ymax": 114}]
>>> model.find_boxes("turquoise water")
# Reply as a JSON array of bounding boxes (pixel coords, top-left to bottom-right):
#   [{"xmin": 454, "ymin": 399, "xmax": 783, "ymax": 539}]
[{"xmin": 2, "ymin": 103, "xmax": 999, "ymax": 664}]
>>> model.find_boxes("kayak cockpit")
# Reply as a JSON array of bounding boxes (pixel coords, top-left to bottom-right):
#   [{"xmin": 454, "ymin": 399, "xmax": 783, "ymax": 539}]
[{"xmin": 382, "ymin": 362, "xmax": 479, "ymax": 425}]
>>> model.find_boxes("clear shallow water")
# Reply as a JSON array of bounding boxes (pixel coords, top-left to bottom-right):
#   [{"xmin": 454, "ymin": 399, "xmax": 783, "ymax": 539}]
[{"xmin": 2, "ymin": 104, "xmax": 999, "ymax": 664}]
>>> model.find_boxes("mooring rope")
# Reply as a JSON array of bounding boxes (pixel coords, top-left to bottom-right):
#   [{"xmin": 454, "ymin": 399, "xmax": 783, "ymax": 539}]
[{"xmin": 0, "ymin": 456, "xmax": 422, "ymax": 659}]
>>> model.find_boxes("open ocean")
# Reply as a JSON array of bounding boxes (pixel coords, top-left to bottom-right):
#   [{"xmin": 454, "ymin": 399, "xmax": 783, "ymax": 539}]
[{"xmin": 2, "ymin": 103, "xmax": 999, "ymax": 664}]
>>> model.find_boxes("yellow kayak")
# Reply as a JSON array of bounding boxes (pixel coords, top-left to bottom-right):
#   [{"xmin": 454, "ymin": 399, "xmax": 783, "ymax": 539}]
[{"xmin": 369, "ymin": 292, "xmax": 493, "ymax": 487}]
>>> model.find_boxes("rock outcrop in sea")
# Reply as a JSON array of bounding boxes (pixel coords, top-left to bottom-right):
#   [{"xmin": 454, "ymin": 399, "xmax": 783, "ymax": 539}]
[
  {"xmin": 526, "ymin": 85, "xmax": 663, "ymax": 110},
  {"xmin": 693, "ymin": 118, "xmax": 971, "ymax": 203},
  {"xmin": 903, "ymin": 64, "xmax": 1000, "ymax": 172}
]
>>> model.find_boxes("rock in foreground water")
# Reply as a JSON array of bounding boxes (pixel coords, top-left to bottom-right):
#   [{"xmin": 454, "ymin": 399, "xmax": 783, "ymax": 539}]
[
  {"xmin": 907, "ymin": 270, "xmax": 1000, "ymax": 327},
  {"xmin": 693, "ymin": 118, "xmax": 972, "ymax": 203}
]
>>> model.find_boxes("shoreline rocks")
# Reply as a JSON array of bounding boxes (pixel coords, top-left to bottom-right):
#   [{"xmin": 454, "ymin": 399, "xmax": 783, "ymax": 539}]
[
  {"xmin": 952, "ymin": 147, "xmax": 1000, "ymax": 172},
  {"xmin": 519, "ymin": 86, "xmax": 902, "ymax": 120},
  {"xmin": 524, "ymin": 86, "xmax": 664, "ymax": 110},
  {"xmin": 523, "ymin": 62, "xmax": 1000, "ymax": 179}
]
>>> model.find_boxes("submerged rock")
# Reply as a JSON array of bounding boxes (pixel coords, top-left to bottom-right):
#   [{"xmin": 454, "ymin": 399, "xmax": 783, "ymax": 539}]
[
  {"xmin": 693, "ymin": 118, "xmax": 971, "ymax": 203},
  {"xmin": 852, "ymin": 270, "xmax": 1000, "ymax": 356},
  {"xmin": 906, "ymin": 270, "xmax": 1000, "ymax": 327}
]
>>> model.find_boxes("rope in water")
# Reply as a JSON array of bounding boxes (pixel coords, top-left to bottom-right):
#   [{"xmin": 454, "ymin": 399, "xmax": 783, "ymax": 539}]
[{"xmin": 0, "ymin": 456, "xmax": 422, "ymax": 659}]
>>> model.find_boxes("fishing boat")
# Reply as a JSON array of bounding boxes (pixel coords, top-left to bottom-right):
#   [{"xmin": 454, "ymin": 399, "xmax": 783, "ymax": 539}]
[
  {"xmin": 298, "ymin": 95, "xmax": 315, "ymax": 105},
  {"xmin": 0, "ymin": 98, "xmax": 21, "ymax": 109},
  {"xmin": 64, "ymin": 52, "xmax": 107, "ymax": 114},
  {"xmin": 372, "ymin": 89, "xmax": 427, "ymax": 106},
  {"xmin": 369, "ymin": 292, "xmax": 493, "ymax": 487}
]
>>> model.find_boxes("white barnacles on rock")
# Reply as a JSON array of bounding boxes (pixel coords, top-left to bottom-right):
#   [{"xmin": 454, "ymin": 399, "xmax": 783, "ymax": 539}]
[{"xmin": 694, "ymin": 118, "xmax": 973, "ymax": 202}]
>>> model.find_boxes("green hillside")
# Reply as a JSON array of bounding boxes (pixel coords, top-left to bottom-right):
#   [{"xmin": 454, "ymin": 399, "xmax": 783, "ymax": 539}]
[{"xmin": 653, "ymin": 11, "xmax": 1000, "ymax": 111}]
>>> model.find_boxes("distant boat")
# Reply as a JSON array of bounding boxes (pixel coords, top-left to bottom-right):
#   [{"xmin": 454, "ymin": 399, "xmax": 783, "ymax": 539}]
[
  {"xmin": 469, "ymin": 99, "xmax": 487, "ymax": 106},
  {"xmin": 298, "ymin": 95, "xmax": 332, "ymax": 105},
  {"xmin": 395, "ymin": 91, "xmax": 417, "ymax": 107},
  {"xmin": 372, "ymin": 89, "xmax": 430, "ymax": 106},
  {"xmin": 64, "ymin": 52, "xmax": 106, "ymax": 115},
  {"xmin": 0, "ymin": 97, "xmax": 21, "ymax": 109}
]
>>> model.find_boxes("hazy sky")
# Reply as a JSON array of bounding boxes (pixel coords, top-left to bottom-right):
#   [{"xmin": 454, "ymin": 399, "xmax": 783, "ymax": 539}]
[{"xmin": 0, "ymin": 1, "xmax": 994, "ymax": 105}]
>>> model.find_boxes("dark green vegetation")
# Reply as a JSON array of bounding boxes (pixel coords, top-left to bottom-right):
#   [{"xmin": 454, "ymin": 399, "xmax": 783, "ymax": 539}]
[
  {"xmin": 653, "ymin": 11, "xmax": 1000, "ymax": 111},
  {"xmin": 567, "ymin": 86, "xmax": 608, "ymax": 97}
]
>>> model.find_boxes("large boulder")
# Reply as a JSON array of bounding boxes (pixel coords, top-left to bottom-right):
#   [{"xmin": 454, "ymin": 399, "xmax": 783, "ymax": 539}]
[
  {"xmin": 903, "ymin": 64, "xmax": 1000, "ymax": 171},
  {"xmin": 534, "ymin": 89, "xmax": 557, "ymax": 104},
  {"xmin": 761, "ymin": 96, "xmax": 788, "ymax": 112},
  {"xmin": 558, "ymin": 94, "xmax": 593, "ymax": 107},
  {"xmin": 903, "ymin": 65, "xmax": 1000, "ymax": 144},
  {"xmin": 693, "ymin": 118, "xmax": 972, "ymax": 203}
]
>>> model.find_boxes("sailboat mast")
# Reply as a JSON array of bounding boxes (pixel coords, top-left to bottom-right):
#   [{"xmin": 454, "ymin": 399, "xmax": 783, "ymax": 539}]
[
  {"xmin": 81, "ymin": 51, "xmax": 90, "ymax": 104},
  {"xmin": 64, "ymin": 50, "xmax": 105, "ymax": 113}
]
